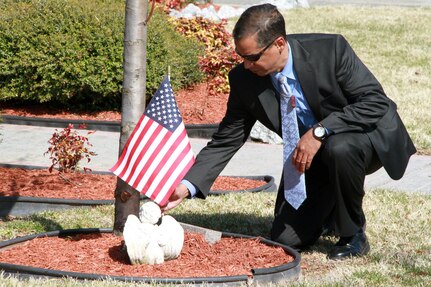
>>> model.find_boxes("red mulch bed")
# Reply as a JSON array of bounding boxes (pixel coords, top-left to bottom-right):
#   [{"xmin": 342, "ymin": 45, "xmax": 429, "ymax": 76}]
[
  {"xmin": 0, "ymin": 83, "xmax": 227, "ymax": 125},
  {"xmin": 0, "ymin": 232, "xmax": 294, "ymax": 278},
  {"xmin": 0, "ymin": 167, "xmax": 266, "ymax": 200}
]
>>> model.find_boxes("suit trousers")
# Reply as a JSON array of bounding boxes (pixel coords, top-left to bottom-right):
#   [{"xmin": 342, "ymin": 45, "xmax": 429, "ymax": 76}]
[{"xmin": 270, "ymin": 132, "xmax": 382, "ymax": 248}]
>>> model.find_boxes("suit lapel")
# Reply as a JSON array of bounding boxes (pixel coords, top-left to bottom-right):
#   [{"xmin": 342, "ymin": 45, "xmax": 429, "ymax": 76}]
[
  {"xmin": 257, "ymin": 76, "xmax": 281, "ymax": 132},
  {"xmin": 288, "ymin": 38, "xmax": 323, "ymax": 121}
]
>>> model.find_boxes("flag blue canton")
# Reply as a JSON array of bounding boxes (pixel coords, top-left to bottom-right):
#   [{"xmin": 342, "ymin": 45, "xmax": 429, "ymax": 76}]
[{"xmin": 144, "ymin": 76, "xmax": 181, "ymax": 132}]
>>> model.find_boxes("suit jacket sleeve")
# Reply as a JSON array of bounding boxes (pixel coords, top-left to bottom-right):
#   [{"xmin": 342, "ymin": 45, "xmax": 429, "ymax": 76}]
[{"xmin": 183, "ymin": 71, "xmax": 257, "ymax": 198}]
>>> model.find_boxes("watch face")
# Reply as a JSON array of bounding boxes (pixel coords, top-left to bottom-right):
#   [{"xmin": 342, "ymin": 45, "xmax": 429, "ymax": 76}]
[{"xmin": 314, "ymin": 126, "xmax": 326, "ymax": 138}]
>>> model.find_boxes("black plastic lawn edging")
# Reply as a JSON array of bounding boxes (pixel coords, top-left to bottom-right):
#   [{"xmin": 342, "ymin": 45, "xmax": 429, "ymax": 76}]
[
  {"xmin": 0, "ymin": 196, "xmax": 113, "ymax": 218},
  {"xmin": 1, "ymin": 115, "xmax": 219, "ymax": 138},
  {"xmin": 0, "ymin": 164, "xmax": 276, "ymax": 217},
  {"xmin": 0, "ymin": 227, "xmax": 301, "ymax": 286},
  {"xmin": 1, "ymin": 115, "xmax": 120, "ymax": 132},
  {"xmin": 209, "ymin": 175, "xmax": 276, "ymax": 195}
]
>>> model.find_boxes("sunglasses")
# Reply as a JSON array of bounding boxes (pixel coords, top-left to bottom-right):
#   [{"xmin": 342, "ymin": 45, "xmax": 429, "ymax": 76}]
[{"xmin": 235, "ymin": 38, "xmax": 277, "ymax": 62}]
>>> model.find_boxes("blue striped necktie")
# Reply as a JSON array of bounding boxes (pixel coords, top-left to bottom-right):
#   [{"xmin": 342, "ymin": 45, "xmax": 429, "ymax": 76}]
[{"xmin": 276, "ymin": 73, "xmax": 306, "ymax": 210}]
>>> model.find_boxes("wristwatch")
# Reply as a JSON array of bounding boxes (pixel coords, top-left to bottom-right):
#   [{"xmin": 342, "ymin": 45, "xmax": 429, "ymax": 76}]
[{"xmin": 312, "ymin": 123, "xmax": 327, "ymax": 141}]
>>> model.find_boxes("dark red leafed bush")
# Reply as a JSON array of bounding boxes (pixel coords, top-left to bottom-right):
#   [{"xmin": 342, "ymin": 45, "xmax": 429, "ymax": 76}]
[
  {"xmin": 170, "ymin": 16, "xmax": 241, "ymax": 95},
  {"xmin": 44, "ymin": 124, "xmax": 97, "ymax": 173},
  {"xmin": 155, "ymin": 0, "xmax": 194, "ymax": 10}
]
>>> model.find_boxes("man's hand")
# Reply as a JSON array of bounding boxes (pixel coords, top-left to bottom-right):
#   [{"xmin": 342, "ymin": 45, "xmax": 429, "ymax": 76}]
[
  {"xmin": 160, "ymin": 183, "xmax": 190, "ymax": 213},
  {"xmin": 293, "ymin": 129, "xmax": 322, "ymax": 173}
]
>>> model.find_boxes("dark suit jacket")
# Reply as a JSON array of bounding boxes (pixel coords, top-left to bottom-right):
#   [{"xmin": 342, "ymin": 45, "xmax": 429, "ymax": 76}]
[{"xmin": 184, "ymin": 33, "xmax": 416, "ymax": 198}]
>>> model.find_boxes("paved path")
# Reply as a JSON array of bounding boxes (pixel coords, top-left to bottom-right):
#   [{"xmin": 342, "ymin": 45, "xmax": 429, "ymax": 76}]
[{"xmin": 1, "ymin": 124, "xmax": 430, "ymax": 195}]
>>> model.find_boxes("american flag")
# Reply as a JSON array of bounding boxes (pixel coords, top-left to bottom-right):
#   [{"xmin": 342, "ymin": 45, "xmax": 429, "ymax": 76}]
[{"xmin": 110, "ymin": 75, "xmax": 195, "ymax": 205}]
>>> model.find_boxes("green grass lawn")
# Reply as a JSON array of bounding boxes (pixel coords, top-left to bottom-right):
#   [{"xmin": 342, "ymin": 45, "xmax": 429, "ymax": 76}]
[
  {"xmin": 0, "ymin": 5, "xmax": 430, "ymax": 287},
  {"xmin": 0, "ymin": 188, "xmax": 430, "ymax": 286}
]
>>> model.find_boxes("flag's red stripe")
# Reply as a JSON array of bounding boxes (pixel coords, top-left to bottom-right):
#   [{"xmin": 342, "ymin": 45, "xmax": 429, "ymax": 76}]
[
  {"xmin": 157, "ymin": 155, "xmax": 195, "ymax": 206},
  {"xmin": 109, "ymin": 115, "xmax": 146, "ymax": 172},
  {"xmin": 150, "ymin": 131, "xmax": 192, "ymax": 194},
  {"xmin": 144, "ymin": 136, "xmax": 188, "ymax": 198},
  {"xmin": 144, "ymin": 129, "xmax": 193, "ymax": 202},
  {"xmin": 137, "ymin": 129, "xmax": 185, "ymax": 193},
  {"xmin": 142, "ymin": 128, "xmax": 188, "ymax": 192},
  {"xmin": 117, "ymin": 119, "xmax": 157, "ymax": 179},
  {"xmin": 119, "ymin": 120, "xmax": 160, "ymax": 181},
  {"xmin": 129, "ymin": 126, "xmax": 179, "ymax": 192},
  {"xmin": 156, "ymin": 141, "xmax": 195, "ymax": 204},
  {"xmin": 127, "ymin": 127, "xmax": 172, "ymax": 188},
  {"xmin": 151, "ymin": 141, "xmax": 194, "ymax": 204},
  {"xmin": 123, "ymin": 123, "xmax": 166, "ymax": 184},
  {"xmin": 112, "ymin": 117, "xmax": 151, "ymax": 177}
]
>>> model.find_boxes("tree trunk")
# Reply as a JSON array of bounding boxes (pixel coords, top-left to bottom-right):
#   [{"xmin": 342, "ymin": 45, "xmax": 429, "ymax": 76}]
[{"xmin": 113, "ymin": 0, "xmax": 148, "ymax": 234}]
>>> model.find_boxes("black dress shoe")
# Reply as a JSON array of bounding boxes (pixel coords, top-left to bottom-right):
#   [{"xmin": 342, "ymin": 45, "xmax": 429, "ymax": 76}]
[{"xmin": 328, "ymin": 229, "xmax": 370, "ymax": 260}]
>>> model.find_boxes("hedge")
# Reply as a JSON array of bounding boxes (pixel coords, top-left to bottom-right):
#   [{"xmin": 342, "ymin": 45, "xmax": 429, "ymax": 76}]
[{"xmin": 0, "ymin": 0, "xmax": 204, "ymax": 110}]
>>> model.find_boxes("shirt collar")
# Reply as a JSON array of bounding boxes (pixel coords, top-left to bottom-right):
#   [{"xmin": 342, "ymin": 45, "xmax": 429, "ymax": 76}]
[
  {"xmin": 281, "ymin": 43, "xmax": 296, "ymax": 81},
  {"xmin": 271, "ymin": 43, "xmax": 296, "ymax": 82}
]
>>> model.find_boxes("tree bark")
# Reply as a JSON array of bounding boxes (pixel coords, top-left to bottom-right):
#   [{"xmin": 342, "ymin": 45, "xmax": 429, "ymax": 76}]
[{"xmin": 113, "ymin": 0, "xmax": 148, "ymax": 234}]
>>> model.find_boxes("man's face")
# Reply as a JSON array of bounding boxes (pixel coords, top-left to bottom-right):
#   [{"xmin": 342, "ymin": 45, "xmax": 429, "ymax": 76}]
[{"xmin": 234, "ymin": 35, "xmax": 284, "ymax": 77}]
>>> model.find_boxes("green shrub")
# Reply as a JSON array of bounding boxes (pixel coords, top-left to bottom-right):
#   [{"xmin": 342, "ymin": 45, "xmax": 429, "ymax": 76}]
[
  {"xmin": 0, "ymin": 0, "xmax": 124, "ymax": 108},
  {"xmin": 146, "ymin": 7, "xmax": 204, "ymax": 97},
  {"xmin": 0, "ymin": 0, "xmax": 204, "ymax": 110}
]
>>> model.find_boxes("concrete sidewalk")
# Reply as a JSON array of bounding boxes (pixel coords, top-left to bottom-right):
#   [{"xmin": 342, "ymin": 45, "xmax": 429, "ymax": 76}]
[{"xmin": 1, "ymin": 124, "xmax": 430, "ymax": 195}]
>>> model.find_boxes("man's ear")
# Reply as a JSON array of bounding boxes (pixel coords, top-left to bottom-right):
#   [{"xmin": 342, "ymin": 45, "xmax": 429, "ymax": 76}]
[{"xmin": 274, "ymin": 36, "xmax": 286, "ymax": 53}]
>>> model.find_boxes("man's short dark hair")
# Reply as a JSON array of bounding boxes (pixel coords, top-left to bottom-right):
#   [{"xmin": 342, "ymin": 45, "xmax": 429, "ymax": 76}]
[{"xmin": 233, "ymin": 4, "xmax": 286, "ymax": 48}]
